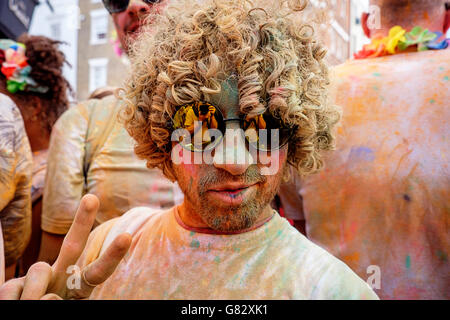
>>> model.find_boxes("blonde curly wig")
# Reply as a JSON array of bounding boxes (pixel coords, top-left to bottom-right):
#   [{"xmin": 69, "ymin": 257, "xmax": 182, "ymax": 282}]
[{"xmin": 120, "ymin": 0, "xmax": 341, "ymax": 182}]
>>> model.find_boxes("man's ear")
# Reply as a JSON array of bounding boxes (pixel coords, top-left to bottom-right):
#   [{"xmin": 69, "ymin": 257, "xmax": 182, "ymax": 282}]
[
  {"xmin": 361, "ymin": 12, "xmax": 371, "ymax": 39},
  {"xmin": 444, "ymin": 3, "xmax": 450, "ymax": 34}
]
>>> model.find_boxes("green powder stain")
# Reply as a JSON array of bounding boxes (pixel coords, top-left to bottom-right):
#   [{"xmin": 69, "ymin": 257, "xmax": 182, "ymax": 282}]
[
  {"xmin": 233, "ymin": 246, "xmax": 240, "ymax": 253},
  {"xmin": 190, "ymin": 239, "xmax": 200, "ymax": 249},
  {"xmin": 439, "ymin": 66, "xmax": 444, "ymax": 71},
  {"xmin": 436, "ymin": 251, "xmax": 448, "ymax": 262},
  {"xmin": 207, "ymin": 243, "xmax": 211, "ymax": 253},
  {"xmin": 372, "ymin": 72, "xmax": 382, "ymax": 77},
  {"xmin": 372, "ymin": 85, "xmax": 379, "ymax": 91},
  {"xmin": 443, "ymin": 76, "xmax": 449, "ymax": 81},
  {"xmin": 214, "ymin": 256, "xmax": 221, "ymax": 263},
  {"xmin": 430, "ymin": 99, "xmax": 436, "ymax": 104},
  {"xmin": 189, "ymin": 231, "xmax": 196, "ymax": 237},
  {"xmin": 405, "ymin": 255, "xmax": 411, "ymax": 269}
]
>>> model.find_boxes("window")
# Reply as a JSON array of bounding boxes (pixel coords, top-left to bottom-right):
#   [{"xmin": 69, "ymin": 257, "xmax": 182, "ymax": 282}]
[
  {"xmin": 90, "ymin": 9, "xmax": 109, "ymax": 45},
  {"xmin": 88, "ymin": 58, "xmax": 108, "ymax": 93}
]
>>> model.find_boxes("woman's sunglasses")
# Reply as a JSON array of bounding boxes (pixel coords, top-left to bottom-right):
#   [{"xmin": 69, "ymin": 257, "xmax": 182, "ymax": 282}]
[
  {"xmin": 102, "ymin": 0, "xmax": 160, "ymax": 14},
  {"xmin": 171, "ymin": 101, "xmax": 295, "ymax": 152}
]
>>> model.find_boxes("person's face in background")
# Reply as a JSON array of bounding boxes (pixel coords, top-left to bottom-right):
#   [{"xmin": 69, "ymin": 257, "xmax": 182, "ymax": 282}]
[{"xmin": 111, "ymin": 0, "xmax": 168, "ymax": 54}]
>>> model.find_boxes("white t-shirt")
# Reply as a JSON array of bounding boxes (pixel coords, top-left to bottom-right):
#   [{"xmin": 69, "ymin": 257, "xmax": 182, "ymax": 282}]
[{"xmin": 77, "ymin": 206, "xmax": 379, "ymax": 300}]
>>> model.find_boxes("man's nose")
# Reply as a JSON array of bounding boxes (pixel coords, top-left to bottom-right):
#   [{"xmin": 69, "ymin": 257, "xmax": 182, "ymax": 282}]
[
  {"xmin": 127, "ymin": 0, "xmax": 150, "ymax": 17},
  {"xmin": 213, "ymin": 123, "xmax": 255, "ymax": 176}
]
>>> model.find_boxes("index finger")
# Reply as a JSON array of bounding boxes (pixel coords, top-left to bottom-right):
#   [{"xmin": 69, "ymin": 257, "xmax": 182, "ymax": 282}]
[{"xmin": 52, "ymin": 194, "xmax": 99, "ymax": 274}]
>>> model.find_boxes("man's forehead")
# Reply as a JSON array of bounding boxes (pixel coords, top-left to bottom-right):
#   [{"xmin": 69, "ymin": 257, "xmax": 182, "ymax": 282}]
[{"xmin": 207, "ymin": 76, "xmax": 240, "ymax": 118}]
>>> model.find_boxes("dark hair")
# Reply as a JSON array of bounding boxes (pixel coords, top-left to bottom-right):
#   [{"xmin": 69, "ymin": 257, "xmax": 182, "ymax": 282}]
[{"xmin": 2, "ymin": 34, "xmax": 73, "ymax": 133}]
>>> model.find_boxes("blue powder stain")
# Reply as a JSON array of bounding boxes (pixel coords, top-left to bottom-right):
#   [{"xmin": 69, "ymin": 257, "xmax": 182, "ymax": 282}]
[
  {"xmin": 190, "ymin": 239, "xmax": 200, "ymax": 249},
  {"xmin": 444, "ymin": 76, "xmax": 449, "ymax": 81},
  {"xmin": 348, "ymin": 146, "xmax": 375, "ymax": 163}
]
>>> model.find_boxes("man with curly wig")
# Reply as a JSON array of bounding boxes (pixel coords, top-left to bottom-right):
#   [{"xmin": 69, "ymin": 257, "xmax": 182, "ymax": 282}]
[{"xmin": 0, "ymin": 0, "xmax": 378, "ymax": 300}]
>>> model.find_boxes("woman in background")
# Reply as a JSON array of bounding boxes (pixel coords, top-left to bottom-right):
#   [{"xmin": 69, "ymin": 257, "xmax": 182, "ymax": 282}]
[{"xmin": 0, "ymin": 34, "xmax": 72, "ymax": 275}]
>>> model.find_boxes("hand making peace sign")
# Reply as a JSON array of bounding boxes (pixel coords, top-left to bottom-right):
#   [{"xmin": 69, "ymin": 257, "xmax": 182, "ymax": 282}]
[{"xmin": 0, "ymin": 194, "xmax": 131, "ymax": 300}]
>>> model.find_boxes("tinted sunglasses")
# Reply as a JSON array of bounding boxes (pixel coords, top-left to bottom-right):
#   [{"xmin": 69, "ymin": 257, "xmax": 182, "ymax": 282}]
[
  {"xmin": 102, "ymin": 0, "xmax": 160, "ymax": 14},
  {"xmin": 171, "ymin": 101, "xmax": 295, "ymax": 152}
]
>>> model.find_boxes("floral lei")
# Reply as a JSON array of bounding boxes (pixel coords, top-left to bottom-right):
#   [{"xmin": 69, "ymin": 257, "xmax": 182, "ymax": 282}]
[
  {"xmin": 0, "ymin": 39, "xmax": 49, "ymax": 94},
  {"xmin": 354, "ymin": 26, "xmax": 449, "ymax": 60}
]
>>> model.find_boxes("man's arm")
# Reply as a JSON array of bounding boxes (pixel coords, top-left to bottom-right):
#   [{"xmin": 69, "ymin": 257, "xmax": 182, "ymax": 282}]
[
  {"xmin": 0, "ymin": 101, "xmax": 33, "ymax": 279},
  {"xmin": 39, "ymin": 103, "xmax": 90, "ymax": 263},
  {"xmin": 37, "ymin": 232, "xmax": 65, "ymax": 265}
]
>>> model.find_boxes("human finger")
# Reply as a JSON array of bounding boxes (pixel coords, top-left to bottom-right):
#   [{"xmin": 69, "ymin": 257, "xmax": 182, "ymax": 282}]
[
  {"xmin": 0, "ymin": 277, "xmax": 25, "ymax": 300},
  {"xmin": 53, "ymin": 194, "xmax": 99, "ymax": 274},
  {"xmin": 40, "ymin": 293, "xmax": 63, "ymax": 300},
  {"xmin": 68, "ymin": 233, "xmax": 132, "ymax": 299},
  {"xmin": 20, "ymin": 262, "xmax": 52, "ymax": 300}
]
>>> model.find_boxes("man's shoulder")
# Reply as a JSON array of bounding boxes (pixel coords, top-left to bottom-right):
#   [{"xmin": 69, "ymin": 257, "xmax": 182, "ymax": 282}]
[
  {"xmin": 274, "ymin": 219, "xmax": 378, "ymax": 299},
  {"xmin": 333, "ymin": 49, "xmax": 450, "ymax": 78},
  {"xmin": 0, "ymin": 93, "xmax": 21, "ymax": 122},
  {"xmin": 56, "ymin": 95, "xmax": 119, "ymax": 126}
]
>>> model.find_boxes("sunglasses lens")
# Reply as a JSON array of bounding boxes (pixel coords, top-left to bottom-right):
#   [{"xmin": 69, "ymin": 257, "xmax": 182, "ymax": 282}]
[
  {"xmin": 173, "ymin": 102, "xmax": 224, "ymax": 152},
  {"xmin": 244, "ymin": 112, "xmax": 293, "ymax": 151},
  {"xmin": 103, "ymin": 0, "xmax": 129, "ymax": 13},
  {"xmin": 144, "ymin": 0, "xmax": 161, "ymax": 3}
]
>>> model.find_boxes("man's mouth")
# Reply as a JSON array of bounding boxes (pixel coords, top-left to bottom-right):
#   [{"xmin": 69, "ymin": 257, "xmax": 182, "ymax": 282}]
[{"xmin": 206, "ymin": 183, "xmax": 257, "ymax": 206}]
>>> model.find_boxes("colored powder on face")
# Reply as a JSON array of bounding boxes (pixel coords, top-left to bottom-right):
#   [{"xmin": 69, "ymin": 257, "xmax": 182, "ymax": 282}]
[
  {"xmin": 372, "ymin": 72, "xmax": 382, "ymax": 77},
  {"xmin": 214, "ymin": 256, "xmax": 221, "ymax": 263},
  {"xmin": 405, "ymin": 255, "xmax": 411, "ymax": 269},
  {"xmin": 430, "ymin": 99, "xmax": 436, "ymax": 104},
  {"xmin": 190, "ymin": 239, "xmax": 200, "ymax": 248},
  {"xmin": 443, "ymin": 76, "xmax": 449, "ymax": 81}
]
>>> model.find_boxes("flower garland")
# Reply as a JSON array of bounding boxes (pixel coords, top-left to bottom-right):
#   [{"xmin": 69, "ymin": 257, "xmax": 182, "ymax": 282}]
[
  {"xmin": 0, "ymin": 39, "xmax": 49, "ymax": 94},
  {"xmin": 354, "ymin": 26, "xmax": 449, "ymax": 60}
]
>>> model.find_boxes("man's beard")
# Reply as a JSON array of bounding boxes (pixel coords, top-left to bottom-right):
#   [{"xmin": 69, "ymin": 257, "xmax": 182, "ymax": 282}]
[{"xmin": 186, "ymin": 165, "xmax": 279, "ymax": 232}]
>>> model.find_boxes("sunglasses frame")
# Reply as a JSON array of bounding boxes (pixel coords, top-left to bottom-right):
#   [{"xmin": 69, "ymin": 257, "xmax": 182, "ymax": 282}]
[
  {"xmin": 172, "ymin": 101, "xmax": 295, "ymax": 153},
  {"xmin": 103, "ymin": 0, "xmax": 161, "ymax": 14}
]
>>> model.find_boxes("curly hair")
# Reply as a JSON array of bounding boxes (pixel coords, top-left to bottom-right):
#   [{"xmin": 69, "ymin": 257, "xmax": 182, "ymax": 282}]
[
  {"xmin": 0, "ymin": 34, "xmax": 72, "ymax": 133},
  {"xmin": 120, "ymin": 0, "xmax": 341, "ymax": 181}
]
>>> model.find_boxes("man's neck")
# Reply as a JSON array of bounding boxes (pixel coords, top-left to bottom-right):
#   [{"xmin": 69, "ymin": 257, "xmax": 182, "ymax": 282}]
[{"xmin": 176, "ymin": 201, "xmax": 274, "ymax": 234}]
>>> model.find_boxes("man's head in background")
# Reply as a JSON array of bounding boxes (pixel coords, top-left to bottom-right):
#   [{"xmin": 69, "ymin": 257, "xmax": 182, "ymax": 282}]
[
  {"xmin": 362, "ymin": 0, "xmax": 450, "ymax": 38},
  {"xmin": 102, "ymin": 0, "xmax": 168, "ymax": 54},
  {"xmin": 119, "ymin": 0, "xmax": 340, "ymax": 232}
]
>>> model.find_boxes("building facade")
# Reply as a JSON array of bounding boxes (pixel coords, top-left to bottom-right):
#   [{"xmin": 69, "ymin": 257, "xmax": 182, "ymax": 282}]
[
  {"xmin": 76, "ymin": 0, "xmax": 128, "ymax": 100},
  {"xmin": 29, "ymin": 0, "xmax": 79, "ymax": 95}
]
